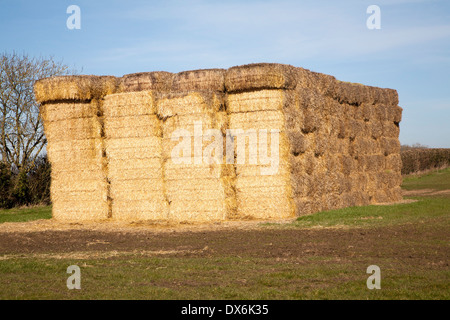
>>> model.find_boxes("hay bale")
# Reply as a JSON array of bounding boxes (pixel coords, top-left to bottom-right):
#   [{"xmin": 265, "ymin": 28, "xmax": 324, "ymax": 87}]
[
  {"xmin": 225, "ymin": 63, "xmax": 297, "ymax": 93},
  {"xmin": 382, "ymin": 121, "xmax": 400, "ymax": 138},
  {"xmin": 44, "ymin": 117, "xmax": 102, "ymax": 142},
  {"xmin": 41, "ymin": 102, "xmax": 96, "ymax": 122},
  {"xmin": 103, "ymin": 91, "xmax": 156, "ymax": 117},
  {"xmin": 227, "ymin": 89, "xmax": 285, "ymax": 113},
  {"xmin": 172, "ymin": 68, "xmax": 225, "ymax": 92},
  {"xmin": 287, "ymin": 130, "xmax": 309, "ymax": 155},
  {"xmin": 34, "ymin": 75, "xmax": 119, "ymax": 102},
  {"xmin": 157, "ymin": 91, "xmax": 224, "ymax": 119},
  {"xmin": 120, "ymin": 71, "xmax": 173, "ymax": 92}
]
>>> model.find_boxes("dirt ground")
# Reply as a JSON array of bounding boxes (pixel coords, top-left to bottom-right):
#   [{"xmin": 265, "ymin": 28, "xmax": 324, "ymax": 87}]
[{"xmin": 0, "ymin": 219, "xmax": 448, "ymax": 269}]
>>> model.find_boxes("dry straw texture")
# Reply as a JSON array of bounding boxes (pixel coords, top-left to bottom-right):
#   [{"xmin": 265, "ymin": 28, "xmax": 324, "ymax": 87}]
[{"xmin": 34, "ymin": 63, "xmax": 403, "ymax": 223}]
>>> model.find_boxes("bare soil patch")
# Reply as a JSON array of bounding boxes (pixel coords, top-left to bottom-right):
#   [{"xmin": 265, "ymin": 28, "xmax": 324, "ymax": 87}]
[
  {"xmin": 402, "ymin": 189, "xmax": 450, "ymax": 197},
  {"xmin": 0, "ymin": 222, "xmax": 448, "ymax": 269}
]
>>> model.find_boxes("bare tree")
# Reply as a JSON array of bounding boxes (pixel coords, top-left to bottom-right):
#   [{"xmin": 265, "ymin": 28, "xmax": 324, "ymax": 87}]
[{"xmin": 0, "ymin": 52, "xmax": 73, "ymax": 171}]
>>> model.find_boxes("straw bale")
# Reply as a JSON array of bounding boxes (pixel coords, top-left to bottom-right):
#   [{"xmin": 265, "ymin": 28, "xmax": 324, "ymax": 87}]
[
  {"xmin": 341, "ymin": 155, "xmax": 354, "ymax": 176},
  {"xmin": 50, "ymin": 158, "xmax": 103, "ymax": 173},
  {"xmin": 162, "ymin": 111, "xmax": 227, "ymax": 138},
  {"xmin": 106, "ymin": 144, "xmax": 162, "ymax": 160},
  {"xmin": 51, "ymin": 166, "xmax": 106, "ymax": 179},
  {"xmin": 113, "ymin": 198, "xmax": 168, "ymax": 212},
  {"xmin": 235, "ymin": 161, "xmax": 290, "ymax": 177},
  {"xmin": 103, "ymin": 91, "xmax": 156, "ymax": 117},
  {"xmin": 163, "ymin": 135, "xmax": 227, "ymax": 162},
  {"xmin": 369, "ymin": 119, "xmax": 383, "ymax": 140},
  {"xmin": 165, "ymin": 178, "xmax": 226, "ymax": 193},
  {"xmin": 34, "ymin": 75, "xmax": 119, "ymax": 103},
  {"xmin": 227, "ymin": 90, "xmax": 284, "ymax": 113},
  {"xmin": 172, "ymin": 68, "xmax": 225, "ymax": 92},
  {"xmin": 108, "ymin": 166, "xmax": 163, "ymax": 181},
  {"xmin": 228, "ymin": 110, "xmax": 286, "ymax": 131},
  {"xmin": 323, "ymin": 193, "xmax": 344, "ymax": 211},
  {"xmin": 331, "ymin": 81, "xmax": 366, "ymax": 106},
  {"xmin": 104, "ymin": 115, "xmax": 161, "ymax": 138},
  {"xmin": 164, "ymin": 162, "xmax": 228, "ymax": 180},
  {"xmin": 169, "ymin": 198, "xmax": 225, "ymax": 212},
  {"xmin": 366, "ymin": 154, "xmax": 385, "ymax": 171},
  {"xmin": 165, "ymin": 187, "xmax": 226, "ymax": 202},
  {"xmin": 110, "ymin": 179, "xmax": 165, "ymax": 194},
  {"xmin": 380, "ymin": 137, "xmax": 400, "ymax": 156},
  {"xmin": 52, "ymin": 200, "xmax": 109, "ymax": 219},
  {"xmin": 50, "ymin": 177, "xmax": 106, "ymax": 192},
  {"xmin": 311, "ymin": 73, "xmax": 337, "ymax": 97},
  {"xmin": 362, "ymin": 103, "xmax": 374, "ymax": 122},
  {"xmin": 384, "ymin": 154, "xmax": 402, "ymax": 172},
  {"xmin": 51, "ymin": 188, "xmax": 107, "ymax": 202},
  {"xmin": 300, "ymin": 152, "xmax": 317, "ymax": 175},
  {"xmin": 294, "ymin": 197, "xmax": 315, "ymax": 216},
  {"xmin": 382, "ymin": 121, "xmax": 400, "ymax": 138},
  {"xmin": 236, "ymin": 197, "xmax": 294, "ymax": 219},
  {"xmin": 169, "ymin": 205, "xmax": 226, "ymax": 222},
  {"xmin": 225, "ymin": 63, "xmax": 297, "ymax": 93},
  {"xmin": 156, "ymin": 92, "xmax": 223, "ymax": 118},
  {"xmin": 283, "ymin": 101, "xmax": 303, "ymax": 133},
  {"xmin": 113, "ymin": 207, "xmax": 169, "ymax": 221},
  {"xmin": 301, "ymin": 108, "xmax": 319, "ymax": 134},
  {"xmin": 46, "ymin": 138, "xmax": 102, "ymax": 153},
  {"xmin": 44, "ymin": 118, "xmax": 102, "ymax": 141},
  {"xmin": 120, "ymin": 71, "xmax": 173, "ymax": 92},
  {"xmin": 51, "ymin": 169, "xmax": 106, "ymax": 183},
  {"xmin": 314, "ymin": 134, "xmax": 329, "ymax": 157},
  {"xmin": 340, "ymin": 192, "xmax": 356, "ymax": 208},
  {"xmin": 389, "ymin": 186, "xmax": 402, "ymax": 202},
  {"xmin": 374, "ymin": 104, "xmax": 390, "ymax": 122},
  {"xmin": 372, "ymin": 190, "xmax": 388, "ymax": 203},
  {"xmin": 287, "ymin": 130, "xmax": 309, "ymax": 155},
  {"xmin": 391, "ymin": 106, "xmax": 403, "ymax": 124},
  {"xmin": 105, "ymin": 136, "xmax": 162, "ymax": 151},
  {"xmin": 41, "ymin": 102, "xmax": 95, "ymax": 122},
  {"xmin": 291, "ymin": 175, "xmax": 310, "ymax": 197},
  {"xmin": 235, "ymin": 175, "xmax": 289, "ymax": 195},
  {"xmin": 347, "ymin": 119, "xmax": 364, "ymax": 140}
]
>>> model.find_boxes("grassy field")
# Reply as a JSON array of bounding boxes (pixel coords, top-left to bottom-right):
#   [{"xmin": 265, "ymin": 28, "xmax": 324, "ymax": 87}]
[
  {"xmin": 0, "ymin": 169, "xmax": 448, "ymax": 300},
  {"xmin": 0, "ymin": 205, "xmax": 51, "ymax": 224}
]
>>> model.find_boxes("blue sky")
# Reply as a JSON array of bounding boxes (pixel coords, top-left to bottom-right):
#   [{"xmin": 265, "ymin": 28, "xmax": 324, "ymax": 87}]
[{"xmin": 1, "ymin": 0, "xmax": 449, "ymax": 147}]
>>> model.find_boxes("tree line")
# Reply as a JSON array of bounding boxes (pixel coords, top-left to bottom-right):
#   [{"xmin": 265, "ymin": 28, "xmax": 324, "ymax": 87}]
[{"xmin": 0, "ymin": 52, "xmax": 73, "ymax": 208}]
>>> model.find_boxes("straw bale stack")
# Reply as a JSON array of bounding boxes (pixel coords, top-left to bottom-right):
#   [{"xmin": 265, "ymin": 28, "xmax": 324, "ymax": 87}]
[
  {"xmin": 226, "ymin": 75, "xmax": 295, "ymax": 219},
  {"xmin": 102, "ymin": 91, "xmax": 168, "ymax": 221},
  {"xmin": 40, "ymin": 105, "xmax": 109, "ymax": 220},
  {"xmin": 157, "ymin": 91, "xmax": 234, "ymax": 221},
  {"xmin": 35, "ymin": 62, "xmax": 403, "ymax": 223}
]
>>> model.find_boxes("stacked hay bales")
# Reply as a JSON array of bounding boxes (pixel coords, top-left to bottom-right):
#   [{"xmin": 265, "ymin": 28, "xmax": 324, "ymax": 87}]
[
  {"xmin": 225, "ymin": 64, "xmax": 296, "ymax": 219},
  {"xmin": 156, "ymin": 69, "xmax": 236, "ymax": 222},
  {"xmin": 102, "ymin": 90, "xmax": 168, "ymax": 221},
  {"xmin": 35, "ymin": 76, "xmax": 118, "ymax": 220},
  {"xmin": 35, "ymin": 63, "xmax": 403, "ymax": 223}
]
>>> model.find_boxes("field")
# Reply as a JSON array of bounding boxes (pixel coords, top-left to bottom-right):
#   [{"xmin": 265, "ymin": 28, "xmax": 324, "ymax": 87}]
[{"xmin": 0, "ymin": 168, "xmax": 449, "ymax": 300}]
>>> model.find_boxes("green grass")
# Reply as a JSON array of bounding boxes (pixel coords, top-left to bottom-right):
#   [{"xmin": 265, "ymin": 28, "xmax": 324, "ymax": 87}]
[
  {"xmin": 402, "ymin": 167, "xmax": 450, "ymax": 190},
  {"xmin": 284, "ymin": 197, "xmax": 450, "ymax": 229},
  {"xmin": 0, "ymin": 205, "xmax": 52, "ymax": 224},
  {"xmin": 1, "ymin": 255, "xmax": 448, "ymax": 300}
]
